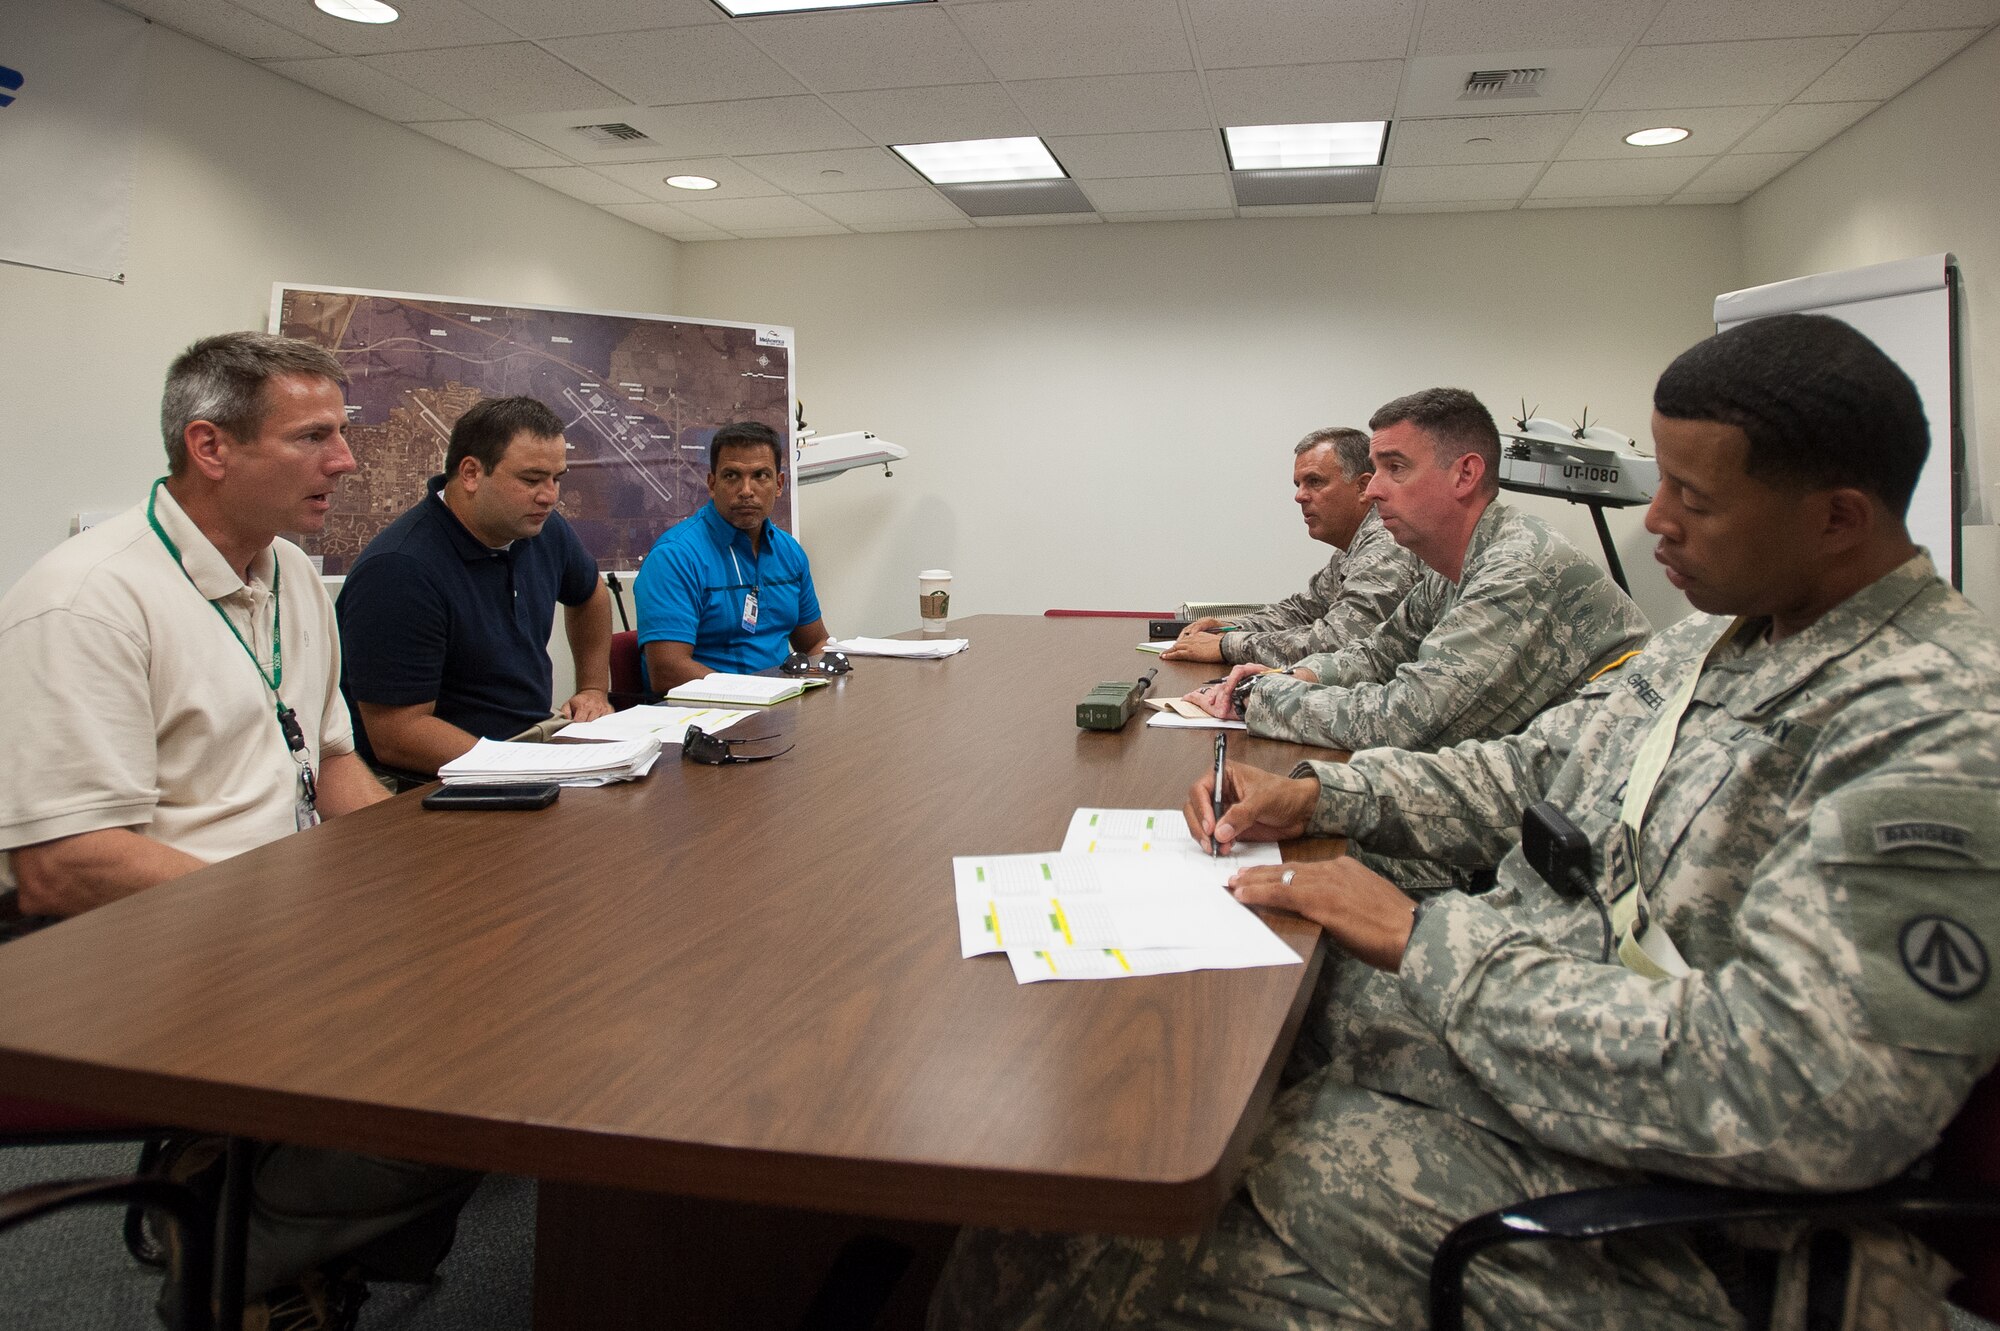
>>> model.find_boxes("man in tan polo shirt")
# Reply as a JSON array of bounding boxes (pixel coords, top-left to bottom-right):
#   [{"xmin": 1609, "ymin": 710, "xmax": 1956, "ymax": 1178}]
[{"xmin": 0, "ymin": 332, "xmax": 473, "ymax": 1331}]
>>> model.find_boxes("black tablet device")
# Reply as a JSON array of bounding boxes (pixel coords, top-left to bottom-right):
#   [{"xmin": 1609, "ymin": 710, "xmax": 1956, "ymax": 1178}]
[{"xmin": 421, "ymin": 783, "xmax": 561, "ymax": 811}]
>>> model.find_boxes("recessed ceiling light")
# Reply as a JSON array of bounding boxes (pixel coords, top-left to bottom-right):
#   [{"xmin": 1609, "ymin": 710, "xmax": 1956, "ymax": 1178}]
[
  {"xmin": 713, "ymin": 0, "xmax": 930, "ymax": 15},
  {"xmin": 1223, "ymin": 121, "xmax": 1388, "ymax": 169},
  {"xmin": 1624, "ymin": 126, "xmax": 1691, "ymax": 147},
  {"xmin": 313, "ymin": 0, "xmax": 399, "ymax": 23},
  {"xmin": 892, "ymin": 137, "xmax": 1065, "ymax": 185},
  {"xmin": 666, "ymin": 175, "xmax": 720, "ymax": 190}
]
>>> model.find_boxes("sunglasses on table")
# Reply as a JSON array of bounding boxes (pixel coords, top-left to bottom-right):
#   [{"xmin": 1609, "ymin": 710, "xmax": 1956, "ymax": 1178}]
[
  {"xmin": 780, "ymin": 650, "xmax": 852, "ymax": 676},
  {"xmin": 681, "ymin": 724, "xmax": 794, "ymax": 765}
]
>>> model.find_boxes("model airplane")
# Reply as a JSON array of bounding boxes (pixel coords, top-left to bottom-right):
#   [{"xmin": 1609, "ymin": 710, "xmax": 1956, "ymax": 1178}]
[{"xmin": 1497, "ymin": 403, "xmax": 1659, "ymax": 505}]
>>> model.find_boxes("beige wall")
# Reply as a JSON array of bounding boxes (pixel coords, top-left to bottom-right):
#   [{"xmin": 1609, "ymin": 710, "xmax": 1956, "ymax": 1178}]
[
  {"xmin": 0, "ymin": 22, "xmax": 681, "ymax": 596},
  {"xmin": 679, "ymin": 208, "xmax": 1741, "ymax": 637},
  {"xmin": 1741, "ymin": 26, "xmax": 2000, "ymax": 610}
]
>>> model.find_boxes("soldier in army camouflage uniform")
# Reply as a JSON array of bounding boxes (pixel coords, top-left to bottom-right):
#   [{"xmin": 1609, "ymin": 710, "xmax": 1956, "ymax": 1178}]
[
  {"xmin": 1189, "ymin": 389, "xmax": 1650, "ymax": 754},
  {"xmin": 932, "ymin": 315, "xmax": 2000, "ymax": 1331},
  {"xmin": 1163, "ymin": 428, "xmax": 1421, "ymax": 668}
]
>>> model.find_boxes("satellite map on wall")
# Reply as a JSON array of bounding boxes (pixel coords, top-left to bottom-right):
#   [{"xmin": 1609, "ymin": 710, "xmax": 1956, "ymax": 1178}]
[{"xmin": 271, "ymin": 284, "xmax": 795, "ymax": 575}]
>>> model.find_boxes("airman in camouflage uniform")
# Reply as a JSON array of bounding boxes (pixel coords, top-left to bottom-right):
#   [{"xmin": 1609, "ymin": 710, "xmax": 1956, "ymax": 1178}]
[
  {"xmin": 1192, "ymin": 390, "xmax": 1648, "ymax": 754},
  {"xmin": 934, "ymin": 316, "xmax": 2000, "ymax": 1331},
  {"xmin": 1167, "ymin": 428, "xmax": 1421, "ymax": 669}
]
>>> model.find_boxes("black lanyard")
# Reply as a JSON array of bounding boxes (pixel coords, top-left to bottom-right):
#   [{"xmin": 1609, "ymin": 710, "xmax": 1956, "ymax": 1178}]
[{"xmin": 145, "ymin": 481, "xmax": 316, "ymax": 797}]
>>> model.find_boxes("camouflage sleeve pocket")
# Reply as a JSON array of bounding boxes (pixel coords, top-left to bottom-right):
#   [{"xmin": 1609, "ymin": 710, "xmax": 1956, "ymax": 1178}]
[{"xmin": 1812, "ymin": 784, "xmax": 2000, "ymax": 1056}]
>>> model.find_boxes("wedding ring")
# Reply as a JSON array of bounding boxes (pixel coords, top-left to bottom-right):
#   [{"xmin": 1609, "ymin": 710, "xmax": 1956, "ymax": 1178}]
[{"xmin": 1280, "ymin": 869, "xmax": 1295, "ymax": 887}]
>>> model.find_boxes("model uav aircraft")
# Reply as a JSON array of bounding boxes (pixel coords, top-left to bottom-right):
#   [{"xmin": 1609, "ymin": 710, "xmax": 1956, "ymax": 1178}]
[{"xmin": 1497, "ymin": 404, "xmax": 1659, "ymax": 505}]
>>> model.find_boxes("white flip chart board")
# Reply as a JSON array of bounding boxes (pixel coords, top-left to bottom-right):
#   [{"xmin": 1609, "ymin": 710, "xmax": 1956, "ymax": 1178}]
[{"xmin": 1714, "ymin": 253, "xmax": 1961, "ymax": 585}]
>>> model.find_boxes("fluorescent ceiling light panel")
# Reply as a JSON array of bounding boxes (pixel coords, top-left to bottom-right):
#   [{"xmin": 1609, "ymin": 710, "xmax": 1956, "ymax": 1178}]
[
  {"xmin": 1223, "ymin": 121, "xmax": 1388, "ymax": 170},
  {"xmin": 314, "ymin": 0, "xmax": 400, "ymax": 22},
  {"xmin": 714, "ymin": 0, "xmax": 931, "ymax": 15},
  {"xmin": 892, "ymin": 137, "xmax": 1065, "ymax": 185},
  {"xmin": 666, "ymin": 175, "xmax": 720, "ymax": 190},
  {"xmin": 1624, "ymin": 126, "xmax": 1691, "ymax": 147}
]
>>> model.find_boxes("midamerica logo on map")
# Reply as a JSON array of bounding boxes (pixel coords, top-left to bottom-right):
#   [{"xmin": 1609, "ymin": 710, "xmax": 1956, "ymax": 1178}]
[{"xmin": 276, "ymin": 286, "xmax": 795, "ymax": 575}]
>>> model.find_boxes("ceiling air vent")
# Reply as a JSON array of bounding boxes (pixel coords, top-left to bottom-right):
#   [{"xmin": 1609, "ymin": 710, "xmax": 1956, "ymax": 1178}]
[
  {"xmin": 1459, "ymin": 68, "xmax": 1545, "ymax": 101},
  {"xmin": 571, "ymin": 122, "xmax": 652, "ymax": 146}
]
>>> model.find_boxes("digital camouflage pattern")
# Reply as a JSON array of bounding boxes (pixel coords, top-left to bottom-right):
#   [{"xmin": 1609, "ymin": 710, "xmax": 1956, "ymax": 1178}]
[
  {"xmin": 1220, "ymin": 511, "xmax": 1423, "ymax": 668},
  {"xmin": 934, "ymin": 554, "xmax": 2000, "ymax": 1331},
  {"xmin": 1242, "ymin": 501, "xmax": 1650, "ymax": 752}
]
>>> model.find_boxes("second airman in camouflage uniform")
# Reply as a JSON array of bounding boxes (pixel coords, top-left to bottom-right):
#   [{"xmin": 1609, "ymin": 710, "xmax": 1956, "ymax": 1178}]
[{"xmin": 934, "ymin": 316, "xmax": 2000, "ymax": 1331}]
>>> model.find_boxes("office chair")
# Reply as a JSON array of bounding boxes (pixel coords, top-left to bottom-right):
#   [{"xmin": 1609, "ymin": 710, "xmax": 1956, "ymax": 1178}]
[
  {"xmin": 0, "ymin": 1172, "xmax": 215, "ymax": 1331},
  {"xmin": 609, "ymin": 629, "xmax": 650, "ymax": 710},
  {"xmin": 1427, "ymin": 1072, "xmax": 2000, "ymax": 1331}
]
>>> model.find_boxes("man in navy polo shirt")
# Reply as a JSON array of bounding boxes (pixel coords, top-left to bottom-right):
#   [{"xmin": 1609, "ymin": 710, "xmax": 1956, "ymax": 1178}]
[
  {"xmin": 634, "ymin": 420, "xmax": 831, "ymax": 691},
  {"xmin": 337, "ymin": 395, "xmax": 613, "ymax": 777}
]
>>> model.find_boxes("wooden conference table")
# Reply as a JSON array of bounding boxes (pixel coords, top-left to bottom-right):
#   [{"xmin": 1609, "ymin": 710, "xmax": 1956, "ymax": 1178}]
[{"xmin": 0, "ymin": 615, "xmax": 1337, "ymax": 1327}]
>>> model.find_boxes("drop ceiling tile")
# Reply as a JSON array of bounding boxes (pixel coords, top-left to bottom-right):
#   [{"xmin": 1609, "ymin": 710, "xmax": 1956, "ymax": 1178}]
[
  {"xmin": 1684, "ymin": 151, "xmax": 1805, "ymax": 192},
  {"xmin": 1081, "ymin": 175, "xmax": 1233, "ymax": 212},
  {"xmin": 607, "ymin": 97, "xmax": 873, "ymax": 156},
  {"xmin": 1237, "ymin": 202, "xmax": 1376, "ymax": 215},
  {"xmin": 1378, "ymin": 162, "xmax": 1540, "ymax": 202},
  {"xmin": 971, "ymin": 213, "xmax": 1105, "ymax": 226},
  {"xmin": 263, "ymin": 58, "xmax": 468, "ymax": 122},
  {"xmin": 1010, "ymin": 72, "xmax": 1210, "ymax": 135},
  {"xmin": 226, "ymin": 0, "xmax": 516, "ymax": 55},
  {"xmin": 1532, "ymin": 156, "xmax": 1710, "ymax": 196},
  {"xmin": 460, "ymin": 0, "xmax": 723, "ymax": 38},
  {"xmin": 544, "ymin": 27, "xmax": 805, "ymax": 106},
  {"xmin": 1045, "ymin": 131, "xmax": 1225, "ymax": 178},
  {"xmin": 601, "ymin": 202, "xmax": 723, "ymax": 235},
  {"xmin": 1399, "ymin": 48, "xmax": 1621, "ymax": 116},
  {"xmin": 118, "ymin": 0, "xmax": 331, "ymax": 60},
  {"xmin": 1878, "ymin": 0, "xmax": 2000, "ymax": 30},
  {"xmin": 407, "ymin": 119, "xmax": 574, "ymax": 167},
  {"xmin": 669, "ymin": 195, "xmax": 843, "ymax": 229},
  {"xmin": 950, "ymin": 0, "xmax": 1195, "ymax": 80},
  {"xmin": 1387, "ymin": 114, "xmax": 1579, "ymax": 165},
  {"xmin": 1415, "ymin": 0, "xmax": 1660, "ymax": 55},
  {"xmin": 743, "ymin": 7, "xmax": 992, "ymax": 91},
  {"xmin": 1521, "ymin": 195, "xmax": 1666, "ymax": 207},
  {"xmin": 1204, "ymin": 61, "xmax": 1403, "ymax": 126},
  {"xmin": 1596, "ymin": 38, "xmax": 1854, "ymax": 109},
  {"xmin": 364, "ymin": 45, "xmax": 628, "ymax": 117},
  {"xmin": 1668, "ymin": 190, "xmax": 1751, "ymax": 203},
  {"xmin": 590, "ymin": 158, "xmax": 784, "ymax": 201},
  {"xmin": 1557, "ymin": 105, "xmax": 1769, "ymax": 159},
  {"xmin": 849, "ymin": 218, "xmax": 979, "ymax": 231},
  {"xmin": 1109, "ymin": 208, "xmax": 1238, "ymax": 221},
  {"xmin": 1377, "ymin": 198, "xmax": 1515, "ymax": 211},
  {"xmin": 739, "ymin": 147, "xmax": 924, "ymax": 193},
  {"xmin": 807, "ymin": 188, "xmax": 964, "ymax": 224},
  {"xmin": 728, "ymin": 224, "xmax": 854, "ymax": 237},
  {"xmin": 515, "ymin": 166, "xmax": 652, "ymax": 205},
  {"xmin": 1642, "ymin": 0, "xmax": 1903, "ymax": 43},
  {"xmin": 1733, "ymin": 100, "xmax": 1877, "ymax": 152},
  {"xmin": 822, "ymin": 84, "xmax": 1033, "ymax": 144},
  {"xmin": 1186, "ymin": 0, "xmax": 1419, "ymax": 67},
  {"xmin": 1794, "ymin": 27, "xmax": 1985, "ymax": 100}
]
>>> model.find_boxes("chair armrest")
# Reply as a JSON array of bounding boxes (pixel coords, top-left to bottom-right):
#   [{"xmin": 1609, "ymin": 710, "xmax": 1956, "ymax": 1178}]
[
  {"xmin": 0, "ymin": 1175, "xmax": 213, "ymax": 1331},
  {"xmin": 1428, "ymin": 1180, "xmax": 2000, "ymax": 1331}
]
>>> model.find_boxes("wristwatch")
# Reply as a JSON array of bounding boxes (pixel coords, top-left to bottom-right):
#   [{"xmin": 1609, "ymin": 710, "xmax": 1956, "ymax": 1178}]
[{"xmin": 1232, "ymin": 667, "xmax": 1289, "ymax": 717}]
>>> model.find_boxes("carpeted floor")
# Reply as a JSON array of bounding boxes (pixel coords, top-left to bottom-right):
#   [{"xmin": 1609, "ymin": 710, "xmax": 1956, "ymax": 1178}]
[{"xmin": 0, "ymin": 1142, "xmax": 534, "ymax": 1331}]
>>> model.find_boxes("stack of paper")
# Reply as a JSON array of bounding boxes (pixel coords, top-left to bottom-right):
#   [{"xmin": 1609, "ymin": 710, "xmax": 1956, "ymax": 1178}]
[
  {"xmin": 826, "ymin": 636, "xmax": 969, "ymax": 659},
  {"xmin": 438, "ymin": 736, "xmax": 661, "ymax": 787},
  {"xmin": 1144, "ymin": 698, "xmax": 1247, "ymax": 731},
  {"xmin": 953, "ymin": 808, "xmax": 1300, "ymax": 985},
  {"xmin": 555, "ymin": 705, "xmax": 752, "ymax": 745},
  {"xmin": 664, "ymin": 674, "xmax": 824, "ymax": 706}
]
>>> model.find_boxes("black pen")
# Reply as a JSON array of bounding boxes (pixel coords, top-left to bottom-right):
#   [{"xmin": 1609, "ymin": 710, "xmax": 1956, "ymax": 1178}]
[{"xmin": 1210, "ymin": 730, "xmax": 1227, "ymax": 856}]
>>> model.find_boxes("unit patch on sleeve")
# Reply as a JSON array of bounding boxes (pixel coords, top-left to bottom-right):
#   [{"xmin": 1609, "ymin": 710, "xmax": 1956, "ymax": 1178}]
[{"xmin": 1898, "ymin": 915, "xmax": 1989, "ymax": 1001}]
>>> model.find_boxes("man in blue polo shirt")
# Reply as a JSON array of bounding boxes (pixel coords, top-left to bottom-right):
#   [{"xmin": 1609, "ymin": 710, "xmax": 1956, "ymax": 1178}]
[
  {"xmin": 337, "ymin": 396, "xmax": 613, "ymax": 776},
  {"xmin": 634, "ymin": 420, "xmax": 830, "ymax": 691}
]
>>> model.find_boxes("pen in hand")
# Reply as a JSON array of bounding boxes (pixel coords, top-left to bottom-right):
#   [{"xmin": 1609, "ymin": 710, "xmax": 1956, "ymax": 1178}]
[{"xmin": 1210, "ymin": 731, "xmax": 1228, "ymax": 856}]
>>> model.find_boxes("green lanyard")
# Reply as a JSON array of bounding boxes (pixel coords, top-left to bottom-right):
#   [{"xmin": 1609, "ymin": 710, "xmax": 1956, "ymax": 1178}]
[{"xmin": 145, "ymin": 479, "xmax": 311, "ymax": 765}]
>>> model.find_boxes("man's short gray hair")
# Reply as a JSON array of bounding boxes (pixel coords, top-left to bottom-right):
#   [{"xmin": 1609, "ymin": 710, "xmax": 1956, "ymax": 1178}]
[
  {"xmin": 160, "ymin": 332, "xmax": 347, "ymax": 474},
  {"xmin": 1295, "ymin": 426, "xmax": 1373, "ymax": 481}
]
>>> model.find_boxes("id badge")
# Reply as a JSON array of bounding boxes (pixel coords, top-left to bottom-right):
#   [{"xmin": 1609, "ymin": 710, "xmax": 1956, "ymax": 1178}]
[
  {"xmin": 741, "ymin": 588, "xmax": 759, "ymax": 631},
  {"xmin": 294, "ymin": 761, "xmax": 321, "ymax": 831}
]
